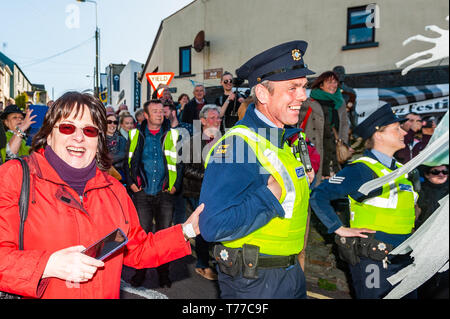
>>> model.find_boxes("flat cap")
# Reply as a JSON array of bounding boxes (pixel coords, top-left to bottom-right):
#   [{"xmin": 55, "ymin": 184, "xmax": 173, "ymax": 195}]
[{"xmin": 236, "ymin": 40, "xmax": 315, "ymax": 87}]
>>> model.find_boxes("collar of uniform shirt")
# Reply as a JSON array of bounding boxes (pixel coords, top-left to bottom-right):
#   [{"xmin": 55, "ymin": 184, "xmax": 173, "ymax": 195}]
[
  {"xmin": 253, "ymin": 106, "xmax": 301, "ymax": 146},
  {"xmin": 370, "ymin": 149, "xmax": 396, "ymax": 169},
  {"xmin": 254, "ymin": 107, "xmax": 278, "ymax": 128}
]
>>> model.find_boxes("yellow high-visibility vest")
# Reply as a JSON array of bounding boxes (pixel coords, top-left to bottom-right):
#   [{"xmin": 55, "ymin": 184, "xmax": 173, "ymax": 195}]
[
  {"xmin": 205, "ymin": 125, "xmax": 310, "ymax": 256},
  {"xmin": 349, "ymin": 156, "xmax": 417, "ymax": 234}
]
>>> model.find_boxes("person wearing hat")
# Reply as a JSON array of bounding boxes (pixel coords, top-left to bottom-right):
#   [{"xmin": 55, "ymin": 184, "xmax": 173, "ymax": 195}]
[
  {"xmin": 198, "ymin": 40, "xmax": 315, "ymax": 298},
  {"xmin": 1, "ymin": 104, "xmax": 36, "ymax": 163},
  {"xmin": 309, "ymin": 103, "xmax": 420, "ymax": 299}
]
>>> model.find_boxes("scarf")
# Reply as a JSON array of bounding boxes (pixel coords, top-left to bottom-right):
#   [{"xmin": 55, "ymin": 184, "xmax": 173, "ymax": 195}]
[
  {"xmin": 310, "ymin": 88, "xmax": 344, "ymax": 110},
  {"xmin": 45, "ymin": 145, "xmax": 96, "ymax": 196}
]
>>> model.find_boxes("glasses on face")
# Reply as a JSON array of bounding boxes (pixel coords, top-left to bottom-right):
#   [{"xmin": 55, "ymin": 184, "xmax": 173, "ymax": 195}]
[
  {"xmin": 54, "ymin": 123, "xmax": 99, "ymax": 138},
  {"xmin": 107, "ymin": 120, "xmax": 119, "ymax": 125},
  {"xmin": 207, "ymin": 116, "xmax": 222, "ymax": 121},
  {"xmin": 223, "ymin": 79, "xmax": 233, "ymax": 85},
  {"xmin": 430, "ymin": 169, "xmax": 449, "ymax": 176}
]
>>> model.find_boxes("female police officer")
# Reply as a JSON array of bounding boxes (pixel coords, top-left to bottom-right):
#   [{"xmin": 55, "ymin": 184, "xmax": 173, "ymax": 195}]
[{"xmin": 310, "ymin": 103, "xmax": 419, "ymax": 299}]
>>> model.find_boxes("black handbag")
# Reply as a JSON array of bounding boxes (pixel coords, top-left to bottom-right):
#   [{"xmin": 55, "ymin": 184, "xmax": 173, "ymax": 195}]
[{"xmin": 0, "ymin": 157, "xmax": 30, "ymax": 299}]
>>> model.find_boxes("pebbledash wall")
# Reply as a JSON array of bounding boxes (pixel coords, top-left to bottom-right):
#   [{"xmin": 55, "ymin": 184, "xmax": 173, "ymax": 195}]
[{"xmin": 139, "ymin": 0, "xmax": 449, "ymax": 103}]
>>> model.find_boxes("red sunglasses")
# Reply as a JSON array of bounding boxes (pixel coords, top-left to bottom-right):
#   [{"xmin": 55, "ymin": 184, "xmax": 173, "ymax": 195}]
[{"xmin": 55, "ymin": 123, "xmax": 99, "ymax": 138}]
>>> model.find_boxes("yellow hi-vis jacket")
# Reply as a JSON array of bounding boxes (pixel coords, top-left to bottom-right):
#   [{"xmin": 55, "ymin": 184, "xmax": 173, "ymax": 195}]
[
  {"xmin": 205, "ymin": 125, "xmax": 310, "ymax": 256},
  {"xmin": 128, "ymin": 128, "xmax": 179, "ymax": 191},
  {"xmin": 349, "ymin": 156, "xmax": 418, "ymax": 235}
]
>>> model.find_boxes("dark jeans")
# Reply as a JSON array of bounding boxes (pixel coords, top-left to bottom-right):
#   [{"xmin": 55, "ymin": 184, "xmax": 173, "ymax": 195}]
[
  {"xmin": 132, "ymin": 190, "xmax": 174, "ymax": 279},
  {"xmin": 172, "ymin": 191, "xmax": 187, "ymax": 224},
  {"xmin": 186, "ymin": 196, "xmax": 212, "ymax": 269}
]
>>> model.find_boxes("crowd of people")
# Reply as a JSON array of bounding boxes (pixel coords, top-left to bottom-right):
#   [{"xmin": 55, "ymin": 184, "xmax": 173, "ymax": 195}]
[{"xmin": 0, "ymin": 40, "xmax": 448, "ymax": 300}]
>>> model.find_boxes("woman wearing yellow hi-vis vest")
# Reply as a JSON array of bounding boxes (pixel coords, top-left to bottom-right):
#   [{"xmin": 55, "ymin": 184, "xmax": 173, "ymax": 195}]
[
  {"xmin": 125, "ymin": 99, "xmax": 185, "ymax": 289},
  {"xmin": 310, "ymin": 103, "xmax": 420, "ymax": 299}
]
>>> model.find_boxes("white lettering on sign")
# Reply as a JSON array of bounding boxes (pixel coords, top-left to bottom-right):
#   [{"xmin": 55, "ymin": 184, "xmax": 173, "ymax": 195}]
[
  {"xmin": 392, "ymin": 96, "xmax": 449, "ymax": 116},
  {"xmin": 145, "ymin": 73, "xmax": 175, "ymax": 98}
]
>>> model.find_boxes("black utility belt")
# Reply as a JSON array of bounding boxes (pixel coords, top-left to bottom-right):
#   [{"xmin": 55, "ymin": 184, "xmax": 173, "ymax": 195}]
[
  {"xmin": 213, "ymin": 244, "xmax": 298, "ymax": 279},
  {"xmin": 334, "ymin": 233, "xmax": 393, "ymax": 267}
]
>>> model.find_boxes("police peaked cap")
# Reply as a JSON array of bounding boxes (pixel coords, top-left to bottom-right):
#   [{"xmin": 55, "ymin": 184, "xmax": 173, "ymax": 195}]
[
  {"xmin": 353, "ymin": 103, "xmax": 408, "ymax": 140},
  {"xmin": 236, "ymin": 40, "xmax": 315, "ymax": 88}
]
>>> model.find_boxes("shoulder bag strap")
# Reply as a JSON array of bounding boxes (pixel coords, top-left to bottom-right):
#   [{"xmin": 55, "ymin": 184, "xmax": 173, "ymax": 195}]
[
  {"xmin": 17, "ymin": 157, "xmax": 30, "ymax": 251},
  {"xmin": 300, "ymin": 107, "xmax": 312, "ymax": 130}
]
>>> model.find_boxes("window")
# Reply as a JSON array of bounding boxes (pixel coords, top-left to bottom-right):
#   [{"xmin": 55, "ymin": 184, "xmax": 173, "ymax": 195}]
[
  {"xmin": 343, "ymin": 5, "xmax": 379, "ymax": 50},
  {"xmin": 179, "ymin": 46, "xmax": 191, "ymax": 75},
  {"xmin": 113, "ymin": 74, "xmax": 120, "ymax": 92}
]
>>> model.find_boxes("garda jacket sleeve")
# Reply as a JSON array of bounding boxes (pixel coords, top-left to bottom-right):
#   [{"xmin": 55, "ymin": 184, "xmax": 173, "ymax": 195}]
[{"xmin": 198, "ymin": 135, "xmax": 284, "ymax": 242}]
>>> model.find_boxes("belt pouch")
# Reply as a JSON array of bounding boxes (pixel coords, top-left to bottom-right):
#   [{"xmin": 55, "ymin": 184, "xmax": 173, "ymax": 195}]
[
  {"xmin": 242, "ymin": 244, "xmax": 260, "ymax": 279},
  {"xmin": 334, "ymin": 235, "xmax": 360, "ymax": 266},
  {"xmin": 213, "ymin": 244, "xmax": 242, "ymax": 278},
  {"xmin": 358, "ymin": 237, "xmax": 371, "ymax": 258},
  {"xmin": 359, "ymin": 236, "xmax": 393, "ymax": 261}
]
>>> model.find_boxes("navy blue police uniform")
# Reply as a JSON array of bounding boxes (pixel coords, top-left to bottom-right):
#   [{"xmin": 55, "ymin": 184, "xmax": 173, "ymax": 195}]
[
  {"xmin": 310, "ymin": 104, "xmax": 418, "ymax": 299},
  {"xmin": 199, "ymin": 41, "xmax": 315, "ymax": 299}
]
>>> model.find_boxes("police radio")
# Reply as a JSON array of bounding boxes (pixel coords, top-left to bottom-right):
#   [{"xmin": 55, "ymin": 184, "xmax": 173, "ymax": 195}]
[{"xmin": 297, "ymin": 137, "xmax": 313, "ymax": 173}]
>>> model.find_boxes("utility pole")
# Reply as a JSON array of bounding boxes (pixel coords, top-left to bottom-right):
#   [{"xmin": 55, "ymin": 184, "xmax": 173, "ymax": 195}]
[
  {"xmin": 77, "ymin": 0, "xmax": 99, "ymax": 97},
  {"xmin": 95, "ymin": 26, "xmax": 99, "ymax": 97}
]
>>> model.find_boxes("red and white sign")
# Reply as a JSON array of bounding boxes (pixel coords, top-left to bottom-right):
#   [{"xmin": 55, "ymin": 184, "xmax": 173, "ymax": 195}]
[{"xmin": 145, "ymin": 72, "xmax": 174, "ymax": 98}]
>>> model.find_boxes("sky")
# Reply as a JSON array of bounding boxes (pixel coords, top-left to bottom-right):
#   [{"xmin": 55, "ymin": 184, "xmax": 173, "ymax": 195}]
[{"xmin": 0, "ymin": 0, "xmax": 194, "ymax": 100}]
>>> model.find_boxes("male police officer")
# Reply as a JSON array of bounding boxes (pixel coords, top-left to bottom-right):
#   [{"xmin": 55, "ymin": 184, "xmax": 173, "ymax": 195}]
[
  {"xmin": 198, "ymin": 41, "xmax": 315, "ymax": 299},
  {"xmin": 310, "ymin": 103, "xmax": 419, "ymax": 299}
]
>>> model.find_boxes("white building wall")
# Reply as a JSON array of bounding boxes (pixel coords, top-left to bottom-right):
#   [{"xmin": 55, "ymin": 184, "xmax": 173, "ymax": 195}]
[
  {"xmin": 141, "ymin": 0, "xmax": 449, "ymax": 101},
  {"xmin": 117, "ymin": 60, "xmax": 143, "ymax": 115},
  {"xmin": 14, "ymin": 65, "xmax": 32, "ymax": 98},
  {"xmin": 0, "ymin": 65, "xmax": 12, "ymax": 104}
]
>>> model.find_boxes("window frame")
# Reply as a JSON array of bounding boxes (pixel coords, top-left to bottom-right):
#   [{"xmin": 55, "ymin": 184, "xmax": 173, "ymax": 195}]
[
  {"xmin": 179, "ymin": 46, "xmax": 192, "ymax": 76},
  {"xmin": 343, "ymin": 5, "xmax": 379, "ymax": 50}
]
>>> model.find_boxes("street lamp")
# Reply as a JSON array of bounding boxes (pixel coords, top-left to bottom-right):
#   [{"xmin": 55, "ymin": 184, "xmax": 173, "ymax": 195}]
[{"xmin": 77, "ymin": 0, "xmax": 100, "ymax": 98}]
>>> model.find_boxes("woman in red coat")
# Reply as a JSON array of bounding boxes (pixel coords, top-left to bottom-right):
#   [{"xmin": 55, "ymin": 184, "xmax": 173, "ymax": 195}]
[{"xmin": 0, "ymin": 92, "xmax": 203, "ymax": 299}]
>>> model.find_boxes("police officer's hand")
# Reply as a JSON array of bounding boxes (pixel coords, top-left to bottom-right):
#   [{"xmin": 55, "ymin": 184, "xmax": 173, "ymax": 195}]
[
  {"xmin": 169, "ymin": 186, "xmax": 176, "ymax": 195},
  {"xmin": 267, "ymin": 175, "xmax": 282, "ymax": 200},
  {"xmin": 335, "ymin": 226, "xmax": 375, "ymax": 238}
]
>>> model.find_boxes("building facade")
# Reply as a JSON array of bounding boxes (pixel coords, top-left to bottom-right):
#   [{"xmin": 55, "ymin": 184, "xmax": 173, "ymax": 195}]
[
  {"xmin": 116, "ymin": 60, "xmax": 143, "ymax": 114},
  {"xmin": 0, "ymin": 62, "xmax": 12, "ymax": 106},
  {"xmin": 105, "ymin": 63, "xmax": 125, "ymax": 108},
  {"xmin": 13, "ymin": 64, "xmax": 32, "ymax": 99},
  {"xmin": 139, "ymin": 0, "xmax": 448, "ymax": 117},
  {"xmin": 0, "ymin": 51, "xmax": 42, "ymax": 105}
]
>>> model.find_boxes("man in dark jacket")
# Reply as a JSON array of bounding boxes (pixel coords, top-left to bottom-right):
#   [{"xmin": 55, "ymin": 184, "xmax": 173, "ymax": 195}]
[
  {"xmin": 181, "ymin": 84, "xmax": 207, "ymax": 126},
  {"xmin": 181, "ymin": 104, "xmax": 222, "ymax": 281},
  {"xmin": 126, "ymin": 99, "xmax": 183, "ymax": 288}
]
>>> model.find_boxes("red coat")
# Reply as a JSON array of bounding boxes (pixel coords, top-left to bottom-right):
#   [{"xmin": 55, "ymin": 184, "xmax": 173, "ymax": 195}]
[{"xmin": 0, "ymin": 149, "xmax": 191, "ymax": 299}]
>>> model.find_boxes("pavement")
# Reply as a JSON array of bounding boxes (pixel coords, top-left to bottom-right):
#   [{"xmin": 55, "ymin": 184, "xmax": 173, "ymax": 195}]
[{"xmin": 120, "ymin": 218, "xmax": 353, "ymax": 299}]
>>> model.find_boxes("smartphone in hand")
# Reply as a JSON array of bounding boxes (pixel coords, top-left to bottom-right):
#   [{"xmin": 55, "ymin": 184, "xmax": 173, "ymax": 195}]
[{"xmin": 82, "ymin": 228, "xmax": 128, "ymax": 261}]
